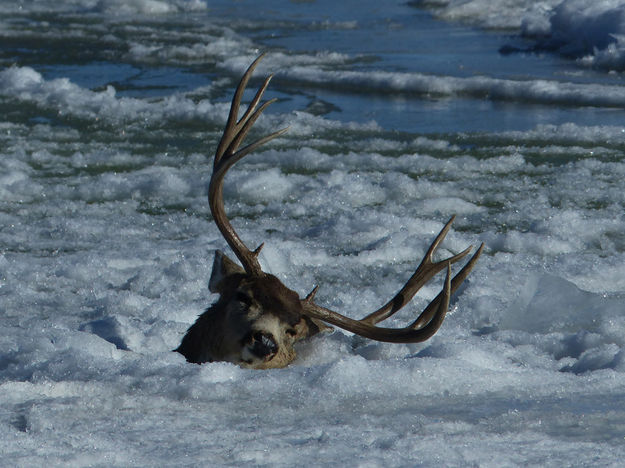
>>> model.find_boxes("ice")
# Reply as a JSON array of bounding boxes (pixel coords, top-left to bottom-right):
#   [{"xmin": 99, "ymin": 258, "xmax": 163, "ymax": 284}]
[
  {"xmin": 0, "ymin": 0, "xmax": 206, "ymax": 14},
  {"xmin": 8, "ymin": 63, "xmax": 625, "ymax": 132},
  {"xmin": 425, "ymin": 0, "xmax": 563, "ymax": 30},
  {"xmin": 1, "ymin": 1, "xmax": 625, "ymax": 466},
  {"xmin": 429, "ymin": 0, "xmax": 625, "ymax": 70},
  {"xmin": 95, "ymin": 0, "xmax": 207, "ymax": 15},
  {"xmin": 525, "ymin": 0, "xmax": 625, "ymax": 70}
]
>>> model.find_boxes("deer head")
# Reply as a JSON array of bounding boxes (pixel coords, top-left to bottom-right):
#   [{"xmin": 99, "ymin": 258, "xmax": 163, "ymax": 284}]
[{"xmin": 175, "ymin": 54, "xmax": 483, "ymax": 369}]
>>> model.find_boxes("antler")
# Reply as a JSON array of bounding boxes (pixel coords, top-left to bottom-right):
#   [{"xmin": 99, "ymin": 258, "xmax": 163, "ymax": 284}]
[
  {"xmin": 208, "ymin": 53, "xmax": 287, "ymax": 276},
  {"xmin": 302, "ymin": 229, "xmax": 483, "ymax": 343},
  {"xmin": 209, "ymin": 53, "xmax": 483, "ymax": 343}
]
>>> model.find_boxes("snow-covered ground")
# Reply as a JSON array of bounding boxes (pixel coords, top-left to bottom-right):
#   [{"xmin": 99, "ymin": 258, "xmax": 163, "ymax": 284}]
[{"xmin": 1, "ymin": 1, "xmax": 625, "ymax": 466}]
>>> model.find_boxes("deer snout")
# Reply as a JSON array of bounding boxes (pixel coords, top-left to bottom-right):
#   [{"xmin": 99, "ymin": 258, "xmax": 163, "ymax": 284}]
[{"xmin": 248, "ymin": 331, "xmax": 278, "ymax": 359}]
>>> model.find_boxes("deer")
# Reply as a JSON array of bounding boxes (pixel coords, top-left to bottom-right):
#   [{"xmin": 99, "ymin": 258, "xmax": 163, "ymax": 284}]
[{"xmin": 175, "ymin": 54, "xmax": 484, "ymax": 369}]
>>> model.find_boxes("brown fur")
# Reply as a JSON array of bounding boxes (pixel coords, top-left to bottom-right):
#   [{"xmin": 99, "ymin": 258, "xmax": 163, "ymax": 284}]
[{"xmin": 175, "ymin": 251, "xmax": 327, "ymax": 368}]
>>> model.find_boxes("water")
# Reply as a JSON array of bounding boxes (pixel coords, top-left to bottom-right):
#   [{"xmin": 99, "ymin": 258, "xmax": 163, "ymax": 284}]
[{"xmin": 1, "ymin": 0, "xmax": 625, "ymax": 466}]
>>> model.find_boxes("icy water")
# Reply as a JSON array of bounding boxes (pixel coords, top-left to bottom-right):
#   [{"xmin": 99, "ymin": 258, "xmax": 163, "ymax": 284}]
[{"xmin": 1, "ymin": 0, "xmax": 625, "ymax": 466}]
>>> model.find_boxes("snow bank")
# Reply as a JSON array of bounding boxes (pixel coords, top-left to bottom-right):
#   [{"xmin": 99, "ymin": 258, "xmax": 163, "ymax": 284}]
[
  {"xmin": 2, "ymin": 105, "xmax": 625, "ymax": 464},
  {"xmin": 428, "ymin": 0, "xmax": 625, "ymax": 70}
]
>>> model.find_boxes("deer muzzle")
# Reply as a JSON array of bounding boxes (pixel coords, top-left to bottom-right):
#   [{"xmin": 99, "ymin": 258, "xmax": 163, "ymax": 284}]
[{"xmin": 247, "ymin": 331, "xmax": 278, "ymax": 360}]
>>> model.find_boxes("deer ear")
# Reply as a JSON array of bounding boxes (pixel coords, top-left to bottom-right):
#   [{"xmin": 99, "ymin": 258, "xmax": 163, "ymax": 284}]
[{"xmin": 209, "ymin": 250, "xmax": 245, "ymax": 293}]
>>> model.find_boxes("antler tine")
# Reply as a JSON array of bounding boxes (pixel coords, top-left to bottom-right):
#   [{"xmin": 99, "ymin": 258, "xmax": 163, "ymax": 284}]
[
  {"xmin": 215, "ymin": 53, "xmax": 269, "ymax": 167},
  {"xmin": 222, "ymin": 99, "xmax": 286, "ymax": 167},
  {"xmin": 360, "ymin": 216, "xmax": 471, "ymax": 326},
  {"xmin": 410, "ymin": 242, "xmax": 484, "ymax": 330},
  {"xmin": 301, "ymin": 225, "xmax": 483, "ymax": 344},
  {"xmin": 208, "ymin": 53, "xmax": 287, "ymax": 276}
]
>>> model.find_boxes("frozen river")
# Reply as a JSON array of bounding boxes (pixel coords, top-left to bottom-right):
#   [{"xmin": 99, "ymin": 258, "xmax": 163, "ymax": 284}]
[{"xmin": 1, "ymin": 0, "xmax": 625, "ymax": 466}]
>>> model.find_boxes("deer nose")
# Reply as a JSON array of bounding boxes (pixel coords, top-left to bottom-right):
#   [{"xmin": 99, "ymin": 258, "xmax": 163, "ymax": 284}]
[{"xmin": 250, "ymin": 332, "xmax": 278, "ymax": 358}]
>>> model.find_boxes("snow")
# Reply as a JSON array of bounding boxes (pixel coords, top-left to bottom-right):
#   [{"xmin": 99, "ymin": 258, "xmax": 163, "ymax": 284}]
[
  {"xmin": 429, "ymin": 0, "xmax": 625, "ymax": 70},
  {"xmin": 1, "ymin": 0, "xmax": 625, "ymax": 466}
]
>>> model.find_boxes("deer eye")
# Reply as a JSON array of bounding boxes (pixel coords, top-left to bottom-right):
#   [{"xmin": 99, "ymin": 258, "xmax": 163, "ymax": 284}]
[
  {"xmin": 235, "ymin": 292, "xmax": 253, "ymax": 306},
  {"xmin": 286, "ymin": 328, "xmax": 297, "ymax": 337}
]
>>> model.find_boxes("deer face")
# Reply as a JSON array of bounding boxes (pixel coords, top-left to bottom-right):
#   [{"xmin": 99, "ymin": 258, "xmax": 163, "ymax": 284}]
[
  {"xmin": 217, "ymin": 271, "xmax": 310, "ymax": 369},
  {"xmin": 176, "ymin": 251, "xmax": 323, "ymax": 369}
]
